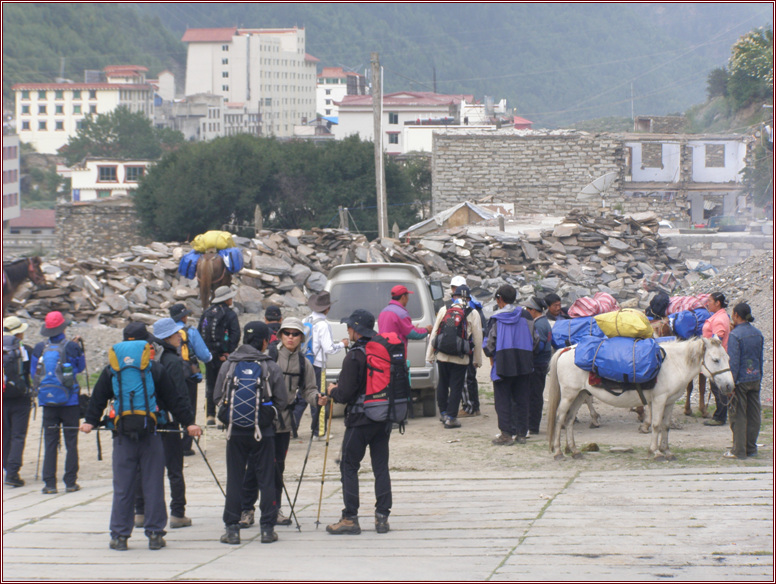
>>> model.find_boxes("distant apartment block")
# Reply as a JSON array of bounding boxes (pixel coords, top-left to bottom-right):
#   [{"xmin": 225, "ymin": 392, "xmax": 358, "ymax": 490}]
[
  {"xmin": 70, "ymin": 158, "xmax": 153, "ymax": 202},
  {"xmin": 317, "ymin": 67, "xmax": 367, "ymax": 119},
  {"xmin": 12, "ymin": 65, "xmax": 155, "ymax": 154},
  {"xmin": 2, "ymin": 131, "xmax": 21, "ymax": 224},
  {"xmin": 181, "ymin": 27, "xmax": 318, "ymax": 137}
]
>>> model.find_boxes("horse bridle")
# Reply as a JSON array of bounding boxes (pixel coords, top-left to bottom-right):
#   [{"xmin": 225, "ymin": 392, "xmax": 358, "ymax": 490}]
[
  {"xmin": 700, "ymin": 340, "xmax": 731, "ymax": 383},
  {"xmin": 27, "ymin": 258, "xmax": 44, "ymax": 285}
]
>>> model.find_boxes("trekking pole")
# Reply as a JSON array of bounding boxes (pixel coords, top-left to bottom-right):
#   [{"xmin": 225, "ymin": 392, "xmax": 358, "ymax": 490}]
[
  {"xmin": 275, "ymin": 461, "xmax": 302, "ymax": 532},
  {"xmin": 78, "ymin": 339, "xmax": 101, "ymax": 461},
  {"xmin": 34, "ymin": 418, "xmax": 44, "ymax": 480},
  {"xmin": 194, "ymin": 436, "xmax": 226, "ymax": 498},
  {"xmin": 290, "ymin": 426, "xmax": 314, "ymax": 524},
  {"xmin": 315, "ymin": 398, "xmax": 335, "ymax": 529}
]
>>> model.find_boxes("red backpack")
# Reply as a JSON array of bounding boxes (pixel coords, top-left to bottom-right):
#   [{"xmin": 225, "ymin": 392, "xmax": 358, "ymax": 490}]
[
  {"xmin": 432, "ymin": 303, "xmax": 471, "ymax": 356},
  {"xmin": 354, "ymin": 332, "xmax": 411, "ymax": 429}
]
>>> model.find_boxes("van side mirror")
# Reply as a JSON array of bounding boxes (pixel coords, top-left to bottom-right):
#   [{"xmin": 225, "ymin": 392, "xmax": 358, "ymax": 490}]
[{"xmin": 429, "ymin": 280, "xmax": 445, "ymax": 314}]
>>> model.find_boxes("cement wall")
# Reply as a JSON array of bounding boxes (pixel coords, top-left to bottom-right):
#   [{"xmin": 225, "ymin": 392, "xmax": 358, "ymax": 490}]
[
  {"xmin": 56, "ymin": 199, "xmax": 146, "ymax": 258},
  {"xmin": 663, "ymin": 232, "xmax": 773, "ymax": 269}
]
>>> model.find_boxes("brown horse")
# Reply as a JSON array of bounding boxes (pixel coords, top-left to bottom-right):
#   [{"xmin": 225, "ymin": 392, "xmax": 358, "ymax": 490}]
[
  {"xmin": 3, "ymin": 256, "xmax": 46, "ymax": 316},
  {"xmin": 195, "ymin": 252, "xmax": 231, "ymax": 310}
]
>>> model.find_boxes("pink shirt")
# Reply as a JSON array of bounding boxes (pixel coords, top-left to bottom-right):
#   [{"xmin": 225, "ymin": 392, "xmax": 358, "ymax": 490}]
[{"xmin": 702, "ymin": 308, "xmax": 731, "ymax": 350}]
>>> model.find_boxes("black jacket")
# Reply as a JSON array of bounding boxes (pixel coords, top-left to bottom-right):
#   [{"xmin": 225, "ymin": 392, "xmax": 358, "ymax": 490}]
[
  {"xmin": 155, "ymin": 340, "xmax": 192, "ymax": 426},
  {"xmin": 329, "ymin": 337, "xmax": 373, "ymax": 428},
  {"xmin": 198, "ymin": 302, "xmax": 241, "ymax": 357}
]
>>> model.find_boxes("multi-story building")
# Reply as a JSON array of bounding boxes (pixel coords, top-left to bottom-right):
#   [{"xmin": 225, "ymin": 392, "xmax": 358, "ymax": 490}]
[
  {"xmin": 316, "ymin": 66, "xmax": 367, "ymax": 119},
  {"xmin": 12, "ymin": 65, "xmax": 155, "ymax": 154},
  {"xmin": 181, "ymin": 26, "xmax": 318, "ymax": 138},
  {"xmin": 2, "ymin": 131, "xmax": 21, "ymax": 224},
  {"xmin": 70, "ymin": 158, "xmax": 153, "ymax": 202}
]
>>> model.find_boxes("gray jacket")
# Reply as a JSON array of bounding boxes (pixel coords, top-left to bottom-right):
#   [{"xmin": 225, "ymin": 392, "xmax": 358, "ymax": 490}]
[
  {"xmin": 214, "ymin": 344, "xmax": 288, "ymax": 413},
  {"xmin": 275, "ymin": 344, "xmax": 319, "ymax": 433}
]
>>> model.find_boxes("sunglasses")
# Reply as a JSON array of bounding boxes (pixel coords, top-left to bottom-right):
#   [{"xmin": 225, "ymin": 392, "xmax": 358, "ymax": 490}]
[{"xmin": 281, "ymin": 330, "xmax": 302, "ymax": 338}]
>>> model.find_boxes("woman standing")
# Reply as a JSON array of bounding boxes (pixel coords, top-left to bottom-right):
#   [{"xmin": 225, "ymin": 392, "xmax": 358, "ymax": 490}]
[{"xmin": 702, "ymin": 292, "xmax": 732, "ymax": 427}]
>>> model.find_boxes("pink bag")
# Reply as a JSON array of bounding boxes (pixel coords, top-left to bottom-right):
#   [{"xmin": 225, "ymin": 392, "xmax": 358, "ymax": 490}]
[
  {"xmin": 568, "ymin": 293, "xmax": 620, "ymax": 318},
  {"xmin": 593, "ymin": 292, "xmax": 619, "ymax": 314},
  {"xmin": 667, "ymin": 294, "xmax": 710, "ymax": 315}
]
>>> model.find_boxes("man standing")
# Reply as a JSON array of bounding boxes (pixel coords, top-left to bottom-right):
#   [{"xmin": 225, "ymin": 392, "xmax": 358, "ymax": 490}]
[
  {"xmin": 377, "ymin": 284, "xmax": 432, "ymax": 350},
  {"xmin": 523, "ymin": 297, "xmax": 552, "ymax": 436},
  {"xmin": 199, "ymin": 286, "xmax": 241, "ymax": 426},
  {"xmin": 426, "ymin": 286, "xmax": 483, "ymax": 429},
  {"xmin": 485, "ymin": 285, "xmax": 536, "ymax": 446},
  {"xmin": 32, "ymin": 311, "xmax": 85, "ymax": 494},
  {"xmin": 169, "ymin": 303, "xmax": 211, "ymax": 456},
  {"xmin": 321, "ymin": 309, "xmax": 392, "ymax": 535},
  {"xmin": 447, "ymin": 276, "xmax": 485, "ymax": 418},
  {"xmin": 3, "ymin": 316, "xmax": 32, "ymax": 487},
  {"xmin": 723, "ymin": 303, "xmax": 764, "ymax": 460},
  {"xmin": 80, "ymin": 322, "xmax": 201, "ymax": 551},
  {"xmin": 543, "ymin": 293, "xmax": 570, "ymax": 322}
]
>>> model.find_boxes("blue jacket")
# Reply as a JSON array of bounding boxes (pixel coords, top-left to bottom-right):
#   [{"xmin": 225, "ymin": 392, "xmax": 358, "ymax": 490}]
[
  {"xmin": 533, "ymin": 315, "xmax": 553, "ymax": 367},
  {"xmin": 31, "ymin": 334, "xmax": 85, "ymax": 407},
  {"xmin": 184, "ymin": 325, "xmax": 212, "ymax": 363},
  {"xmin": 727, "ymin": 322, "xmax": 764, "ymax": 384},
  {"xmin": 484, "ymin": 305, "xmax": 535, "ymax": 381}
]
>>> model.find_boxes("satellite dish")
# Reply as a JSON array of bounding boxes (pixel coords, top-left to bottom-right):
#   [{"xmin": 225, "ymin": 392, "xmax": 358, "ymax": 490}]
[{"xmin": 577, "ymin": 172, "xmax": 618, "ymax": 209}]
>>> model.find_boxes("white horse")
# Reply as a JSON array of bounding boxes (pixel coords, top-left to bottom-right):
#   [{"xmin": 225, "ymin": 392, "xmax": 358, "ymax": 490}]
[{"xmin": 546, "ymin": 337, "xmax": 734, "ymax": 461}]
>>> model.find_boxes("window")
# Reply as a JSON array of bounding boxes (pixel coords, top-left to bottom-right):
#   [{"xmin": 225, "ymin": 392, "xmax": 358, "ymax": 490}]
[
  {"xmin": 38, "ymin": 105, "xmax": 47, "ymax": 114},
  {"xmin": 97, "ymin": 190, "xmax": 111, "ymax": 198},
  {"xmin": 222, "ymin": 58, "xmax": 228, "ymax": 65},
  {"xmin": 73, "ymin": 105, "xmax": 81, "ymax": 114},
  {"xmin": 55, "ymin": 105, "xmax": 64, "ymax": 114},
  {"xmin": 76, "ymin": 120, "xmax": 84, "ymax": 130},
  {"xmin": 21, "ymin": 121, "xmax": 30, "ymax": 131},
  {"xmin": 222, "ymin": 44, "xmax": 229, "ymax": 51},
  {"xmin": 388, "ymin": 133, "xmax": 399, "ymax": 144},
  {"xmin": 89, "ymin": 90, "xmax": 97, "ymax": 99},
  {"xmin": 55, "ymin": 90, "xmax": 64, "ymax": 99},
  {"xmin": 55, "ymin": 121, "xmax": 64, "ymax": 131},
  {"xmin": 90, "ymin": 105, "xmax": 97, "ymax": 114},
  {"xmin": 388, "ymin": 112, "xmax": 399, "ymax": 125},
  {"xmin": 125, "ymin": 166, "xmax": 145, "ymax": 182},
  {"xmin": 222, "ymin": 85, "xmax": 229, "ymax": 92},
  {"xmin": 705, "ymin": 144, "xmax": 725, "ymax": 168},
  {"xmin": 73, "ymin": 90, "xmax": 81, "ymax": 99},
  {"xmin": 222, "ymin": 71, "xmax": 229, "ymax": 78},
  {"xmin": 21, "ymin": 90, "xmax": 30, "ymax": 100},
  {"xmin": 38, "ymin": 90, "xmax": 46, "ymax": 99},
  {"xmin": 325, "ymin": 89, "xmax": 331, "ymax": 95},
  {"xmin": 325, "ymin": 99, "xmax": 331, "ymax": 105},
  {"xmin": 38, "ymin": 121, "xmax": 47, "ymax": 130},
  {"xmin": 21, "ymin": 105, "xmax": 29, "ymax": 115},
  {"xmin": 641, "ymin": 143, "xmax": 663, "ymax": 169},
  {"xmin": 98, "ymin": 166, "xmax": 118, "ymax": 182},
  {"xmin": 325, "ymin": 109, "xmax": 331, "ymax": 115},
  {"xmin": 265, "ymin": 97, "xmax": 272, "ymax": 106}
]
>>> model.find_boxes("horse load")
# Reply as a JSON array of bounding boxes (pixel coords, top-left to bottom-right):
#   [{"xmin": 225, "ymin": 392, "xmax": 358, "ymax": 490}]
[{"xmin": 177, "ymin": 231, "xmax": 245, "ymax": 309}]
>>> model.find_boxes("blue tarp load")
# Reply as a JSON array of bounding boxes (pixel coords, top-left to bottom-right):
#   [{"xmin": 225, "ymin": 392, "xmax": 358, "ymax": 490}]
[
  {"xmin": 574, "ymin": 336, "xmax": 665, "ymax": 384},
  {"xmin": 671, "ymin": 308, "xmax": 710, "ymax": 340},
  {"xmin": 218, "ymin": 247, "xmax": 244, "ymax": 273},
  {"xmin": 178, "ymin": 249, "xmax": 200, "ymax": 280},
  {"xmin": 551, "ymin": 316, "xmax": 605, "ymax": 349}
]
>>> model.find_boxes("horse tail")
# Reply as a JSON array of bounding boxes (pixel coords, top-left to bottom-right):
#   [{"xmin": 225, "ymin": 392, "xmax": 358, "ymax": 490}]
[
  {"xmin": 198, "ymin": 254, "xmax": 214, "ymax": 309},
  {"xmin": 546, "ymin": 349, "xmax": 564, "ymax": 452}
]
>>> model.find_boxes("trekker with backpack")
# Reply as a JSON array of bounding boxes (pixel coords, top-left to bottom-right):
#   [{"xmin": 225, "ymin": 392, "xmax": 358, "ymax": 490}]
[
  {"xmin": 3, "ymin": 316, "xmax": 33, "ymax": 487},
  {"xmin": 485, "ymin": 285, "xmax": 536, "ymax": 446},
  {"xmin": 447, "ymin": 276, "xmax": 486, "ymax": 418},
  {"xmin": 31, "ymin": 311, "xmax": 85, "ymax": 495},
  {"xmin": 80, "ymin": 322, "xmax": 201, "ymax": 551},
  {"xmin": 214, "ymin": 321, "xmax": 287, "ymax": 546},
  {"xmin": 169, "ymin": 303, "xmax": 211, "ymax": 456},
  {"xmin": 198, "ymin": 286, "xmax": 240, "ymax": 426},
  {"xmin": 426, "ymin": 285, "xmax": 483, "ymax": 429},
  {"xmin": 265, "ymin": 305, "xmax": 283, "ymax": 350},
  {"xmin": 321, "ymin": 309, "xmax": 405, "ymax": 536},
  {"xmin": 133, "ymin": 318, "xmax": 196, "ymax": 530}
]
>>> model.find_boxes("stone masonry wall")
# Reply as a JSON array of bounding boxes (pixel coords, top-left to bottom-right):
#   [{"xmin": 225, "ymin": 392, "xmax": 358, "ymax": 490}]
[
  {"xmin": 663, "ymin": 233, "xmax": 773, "ymax": 269},
  {"xmin": 56, "ymin": 199, "xmax": 146, "ymax": 258}
]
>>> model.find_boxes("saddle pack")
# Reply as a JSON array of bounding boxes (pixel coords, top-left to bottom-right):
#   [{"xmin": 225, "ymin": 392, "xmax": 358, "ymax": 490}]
[
  {"xmin": 217, "ymin": 247, "xmax": 244, "ymax": 274},
  {"xmin": 594, "ymin": 309, "xmax": 654, "ymax": 340},
  {"xmin": 34, "ymin": 340, "xmax": 76, "ymax": 407},
  {"xmin": 574, "ymin": 336, "xmax": 665, "ymax": 385},
  {"xmin": 432, "ymin": 303, "xmax": 471, "ymax": 357},
  {"xmin": 217, "ymin": 360, "xmax": 275, "ymax": 440},
  {"xmin": 108, "ymin": 340, "xmax": 158, "ymax": 438},
  {"xmin": 551, "ymin": 316, "xmax": 605, "ymax": 349},
  {"xmin": 3, "ymin": 335, "xmax": 28, "ymax": 399},
  {"xmin": 671, "ymin": 308, "xmax": 711, "ymax": 340},
  {"xmin": 178, "ymin": 249, "xmax": 201, "ymax": 280}
]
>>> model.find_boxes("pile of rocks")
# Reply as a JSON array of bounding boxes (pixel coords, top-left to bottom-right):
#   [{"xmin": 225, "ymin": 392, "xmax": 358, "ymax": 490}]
[{"xmin": 11, "ymin": 211, "xmax": 689, "ymax": 326}]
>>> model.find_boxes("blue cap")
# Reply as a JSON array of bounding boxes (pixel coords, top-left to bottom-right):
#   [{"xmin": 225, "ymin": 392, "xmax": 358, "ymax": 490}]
[{"xmin": 153, "ymin": 317, "xmax": 184, "ymax": 340}]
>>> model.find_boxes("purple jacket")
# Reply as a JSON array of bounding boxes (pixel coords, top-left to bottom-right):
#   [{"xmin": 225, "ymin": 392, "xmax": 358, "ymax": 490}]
[{"xmin": 484, "ymin": 305, "xmax": 535, "ymax": 381}]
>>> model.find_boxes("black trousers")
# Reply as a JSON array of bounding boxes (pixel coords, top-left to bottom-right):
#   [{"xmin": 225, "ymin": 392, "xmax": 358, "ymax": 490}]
[
  {"xmin": 111, "ymin": 433, "xmax": 166, "ymax": 538},
  {"xmin": 135, "ymin": 428, "xmax": 187, "ymax": 518},
  {"xmin": 205, "ymin": 359, "xmax": 224, "ymax": 418},
  {"xmin": 460, "ymin": 357, "xmax": 480, "ymax": 413},
  {"xmin": 41, "ymin": 405, "xmax": 79, "ymax": 488},
  {"xmin": 709, "ymin": 380, "xmax": 729, "ymax": 423},
  {"xmin": 436, "ymin": 361, "xmax": 467, "ymax": 418},
  {"xmin": 224, "ymin": 433, "xmax": 276, "ymax": 529},
  {"xmin": 181, "ymin": 378, "xmax": 198, "ymax": 451},
  {"xmin": 241, "ymin": 431, "xmax": 291, "ymax": 513},
  {"xmin": 340, "ymin": 423, "xmax": 392, "ymax": 519},
  {"xmin": 304, "ymin": 365, "xmax": 329, "ymax": 437},
  {"xmin": 494, "ymin": 375, "xmax": 530, "ymax": 438},
  {"xmin": 528, "ymin": 364, "xmax": 549, "ymax": 433},
  {"xmin": 3, "ymin": 397, "xmax": 31, "ymax": 477},
  {"xmin": 729, "ymin": 380, "xmax": 761, "ymax": 458}
]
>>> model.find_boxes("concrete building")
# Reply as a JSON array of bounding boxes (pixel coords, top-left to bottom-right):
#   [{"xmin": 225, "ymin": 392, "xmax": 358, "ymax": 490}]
[
  {"xmin": 181, "ymin": 27, "xmax": 318, "ymax": 138},
  {"xmin": 316, "ymin": 66, "xmax": 367, "ymax": 119},
  {"xmin": 3, "ymin": 208, "xmax": 56, "ymax": 258},
  {"xmin": 70, "ymin": 158, "xmax": 153, "ymax": 202},
  {"xmin": 2, "ymin": 131, "xmax": 21, "ymax": 224},
  {"xmin": 12, "ymin": 65, "xmax": 155, "ymax": 155}
]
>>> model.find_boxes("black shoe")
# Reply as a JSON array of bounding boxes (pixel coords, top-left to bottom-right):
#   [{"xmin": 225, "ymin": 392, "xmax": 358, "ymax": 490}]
[
  {"xmin": 375, "ymin": 513, "xmax": 390, "ymax": 534},
  {"xmin": 109, "ymin": 536, "xmax": 128, "ymax": 551},
  {"xmin": 182, "ymin": 449, "xmax": 195, "ymax": 457},
  {"xmin": 4, "ymin": 475, "xmax": 24, "ymax": 488},
  {"xmin": 220, "ymin": 525, "xmax": 241, "ymax": 545},
  {"xmin": 65, "ymin": 483, "xmax": 80, "ymax": 493},
  {"xmin": 260, "ymin": 529, "xmax": 278, "ymax": 544},
  {"xmin": 42, "ymin": 485, "xmax": 58, "ymax": 495},
  {"xmin": 148, "ymin": 533, "xmax": 166, "ymax": 550}
]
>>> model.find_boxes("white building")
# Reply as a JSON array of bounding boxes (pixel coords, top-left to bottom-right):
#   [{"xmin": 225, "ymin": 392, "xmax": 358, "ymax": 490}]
[
  {"xmin": 70, "ymin": 158, "xmax": 153, "ymax": 202},
  {"xmin": 181, "ymin": 27, "xmax": 318, "ymax": 138},
  {"xmin": 316, "ymin": 66, "xmax": 367, "ymax": 119},
  {"xmin": 2, "ymin": 132, "xmax": 21, "ymax": 224},
  {"xmin": 12, "ymin": 65, "xmax": 155, "ymax": 154}
]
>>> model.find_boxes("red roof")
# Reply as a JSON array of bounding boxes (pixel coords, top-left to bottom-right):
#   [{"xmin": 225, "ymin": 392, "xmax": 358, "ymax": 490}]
[
  {"xmin": 513, "ymin": 116, "xmax": 533, "ymax": 124},
  {"xmin": 182, "ymin": 27, "xmax": 237, "ymax": 43},
  {"xmin": 319, "ymin": 67, "xmax": 347, "ymax": 78},
  {"xmin": 338, "ymin": 91, "xmax": 474, "ymax": 108},
  {"xmin": 305, "ymin": 54, "xmax": 320, "ymax": 63},
  {"xmin": 12, "ymin": 83, "xmax": 153, "ymax": 91},
  {"xmin": 7, "ymin": 209, "xmax": 55, "ymax": 229},
  {"xmin": 103, "ymin": 65, "xmax": 148, "ymax": 74}
]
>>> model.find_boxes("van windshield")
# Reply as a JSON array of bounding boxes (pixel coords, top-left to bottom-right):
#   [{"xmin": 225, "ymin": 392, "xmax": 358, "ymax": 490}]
[{"xmin": 328, "ymin": 281, "xmax": 424, "ymax": 321}]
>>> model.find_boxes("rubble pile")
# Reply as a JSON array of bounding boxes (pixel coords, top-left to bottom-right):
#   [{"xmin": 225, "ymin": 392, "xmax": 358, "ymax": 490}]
[{"xmin": 12, "ymin": 211, "xmax": 690, "ymax": 326}]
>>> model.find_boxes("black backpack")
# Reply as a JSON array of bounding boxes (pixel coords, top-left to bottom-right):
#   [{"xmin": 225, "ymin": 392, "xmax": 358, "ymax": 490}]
[
  {"xmin": 646, "ymin": 292, "xmax": 670, "ymax": 319},
  {"xmin": 3, "ymin": 335, "xmax": 28, "ymax": 399},
  {"xmin": 199, "ymin": 304, "xmax": 229, "ymax": 354},
  {"xmin": 432, "ymin": 304, "xmax": 471, "ymax": 357}
]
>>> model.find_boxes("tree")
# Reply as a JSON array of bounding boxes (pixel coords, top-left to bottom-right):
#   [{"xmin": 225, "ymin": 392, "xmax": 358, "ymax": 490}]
[
  {"xmin": 727, "ymin": 27, "xmax": 773, "ymax": 109},
  {"xmin": 706, "ymin": 67, "xmax": 729, "ymax": 100},
  {"xmin": 58, "ymin": 107, "xmax": 184, "ymax": 166},
  {"xmin": 741, "ymin": 129, "xmax": 773, "ymax": 208}
]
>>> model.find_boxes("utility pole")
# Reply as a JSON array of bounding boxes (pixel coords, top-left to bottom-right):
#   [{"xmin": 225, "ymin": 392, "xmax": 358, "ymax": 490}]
[{"xmin": 372, "ymin": 52, "xmax": 388, "ymax": 239}]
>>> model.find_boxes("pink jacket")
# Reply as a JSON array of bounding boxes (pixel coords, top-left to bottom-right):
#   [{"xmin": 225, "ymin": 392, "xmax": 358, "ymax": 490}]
[
  {"xmin": 702, "ymin": 308, "xmax": 731, "ymax": 350},
  {"xmin": 377, "ymin": 300, "xmax": 428, "ymax": 348}
]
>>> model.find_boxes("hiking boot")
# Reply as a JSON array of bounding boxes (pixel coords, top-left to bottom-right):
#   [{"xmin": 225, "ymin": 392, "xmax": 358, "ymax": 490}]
[
  {"xmin": 723, "ymin": 450, "xmax": 744, "ymax": 460},
  {"xmin": 41, "ymin": 485, "xmax": 58, "ymax": 495},
  {"xmin": 109, "ymin": 536, "xmax": 128, "ymax": 551},
  {"xmin": 169, "ymin": 515, "xmax": 192, "ymax": 528},
  {"xmin": 238, "ymin": 510, "xmax": 254, "ymax": 528},
  {"xmin": 375, "ymin": 513, "xmax": 390, "ymax": 534},
  {"xmin": 220, "ymin": 525, "xmax": 240, "ymax": 545},
  {"xmin": 326, "ymin": 516, "xmax": 361, "ymax": 535},
  {"xmin": 492, "ymin": 432, "xmax": 515, "ymax": 446},
  {"xmin": 148, "ymin": 533, "xmax": 166, "ymax": 550},
  {"xmin": 134, "ymin": 514, "xmax": 145, "ymax": 528},
  {"xmin": 444, "ymin": 416, "xmax": 461, "ymax": 429},
  {"xmin": 4, "ymin": 474, "xmax": 24, "ymax": 488},
  {"xmin": 182, "ymin": 449, "xmax": 195, "ymax": 457},
  {"xmin": 515, "ymin": 436, "xmax": 527, "ymax": 444},
  {"xmin": 65, "ymin": 483, "xmax": 80, "ymax": 493},
  {"xmin": 206, "ymin": 417, "xmax": 216, "ymax": 426},
  {"xmin": 261, "ymin": 528, "xmax": 279, "ymax": 544},
  {"xmin": 458, "ymin": 409, "xmax": 473, "ymax": 418},
  {"xmin": 276, "ymin": 509, "xmax": 292, "ymax": 526},
  {"xmin": 439, "ymin": 412, "xmax": 447, "ymax": 423},
  {"xmin": 704, "ymin": 419, "xmax": 725, "ymax": 426}
]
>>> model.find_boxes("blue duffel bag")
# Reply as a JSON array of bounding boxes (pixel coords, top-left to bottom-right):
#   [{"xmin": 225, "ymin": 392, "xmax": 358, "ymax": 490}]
[
  {"xmin": 551, "ymin": 316, "xmax": 605, "ymax": 349},
  {"xmin": 671, "ymin": 308, "xmax": 710, "ymax": 340},
  {"xmin": 218, "ymin": 247, "xmax": 244, "ymax": 273},
  {"xmin": 575, "ymin": 336, "xmax": 665, "ymax": 384},
  {"xmin": 178, "ymin": 249, "xmax": 201, "ymax": 280}
]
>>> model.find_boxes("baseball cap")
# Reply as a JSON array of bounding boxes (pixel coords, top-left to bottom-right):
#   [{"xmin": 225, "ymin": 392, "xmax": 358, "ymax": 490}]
[
  {"xmin": 340, "ymin": 309, "xmax": 377, "ymax": 338},
  {"xmin": 450, "ymin": 275, "xmax": 467, "ymax": 288},
  {"xmin": 391, "ymin": 285, "xmax": 413, "ymax": 297}
]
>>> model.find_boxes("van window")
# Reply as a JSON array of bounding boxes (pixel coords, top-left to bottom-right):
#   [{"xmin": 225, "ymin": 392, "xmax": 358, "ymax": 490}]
[{"xmin": 328, "ymin": 281, "xmax": 424, "ymax": 321}]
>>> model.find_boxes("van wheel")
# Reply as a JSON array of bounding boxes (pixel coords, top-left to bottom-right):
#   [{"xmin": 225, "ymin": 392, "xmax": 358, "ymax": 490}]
[{"xmin": 422, "ymin": 395, "xmax": 436, "ymax": 417}]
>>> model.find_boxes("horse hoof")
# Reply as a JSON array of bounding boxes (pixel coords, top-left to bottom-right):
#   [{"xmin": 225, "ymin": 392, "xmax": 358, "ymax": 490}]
[
  {"xmin": 564, "ymin": 446, "xmax": 572, "ymax": 455},
  {"xmin": 653, "ymin": 453, "xmax": 666, "ymax": 461},
  {"xmin": 664, "ymin": 453, "xmax": 677, "ymax": 461},
  {"xmin": 589, "ymin": 422, "xmax": 600, "ymax": 429},
  {"xmin": 572, "ymin": 452, "xmax": 584, "ymax": 460},
  {"xmin": 554, "ymin": 453, "xmax": 565, "ymax": 461},
  {"xmin": 638, "ymin": 424, "xmax": 651, "ymax": 434},
  {"xmin": 701, "ymin": 410, "xmax": 712, "ymax": 419}
]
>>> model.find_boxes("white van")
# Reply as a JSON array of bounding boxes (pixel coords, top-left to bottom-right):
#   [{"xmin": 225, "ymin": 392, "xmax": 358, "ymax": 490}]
[{"xmin": 322, "ymin": 262, "xmax": 444, "ymax": 417}]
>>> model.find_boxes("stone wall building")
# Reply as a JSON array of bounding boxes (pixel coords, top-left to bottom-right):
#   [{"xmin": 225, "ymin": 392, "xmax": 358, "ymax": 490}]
[{"xmin": 57, "ymin": 199, "xmax": 145, "ymax": 258}]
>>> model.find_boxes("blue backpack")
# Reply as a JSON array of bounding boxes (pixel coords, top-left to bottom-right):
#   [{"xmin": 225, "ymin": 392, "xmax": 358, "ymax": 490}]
[
  {"xmin": 108, "ymin": 341, "xmax": 158, "ymax": 437},
  {"xmin": 218, "ymin": 247, "xmax": 244, "ymax": 273},
  {"xmin": 217, "ymin": 360, "xmax": 275, "ymax": 439},
  {"xmin": 574, "ymin": 336, "xmax": 665, "ymax": 384},
  {"xmin": 34, "ymin": 341, "xmax": 76, "ymax": 407},
  {"xmin": 551, "ymin": 316, "xmax": 605, "ymax": 349},
  {"xmin": 178, "ymin": 249, "xmax": 201, "ymax": 280},
  {"xmin": 302, "ymin": 316, "xmax": 325, "ymax": 365},
  {"xmin": 671, "ymin": 308, "xmax": 710, "ymax": 340}
]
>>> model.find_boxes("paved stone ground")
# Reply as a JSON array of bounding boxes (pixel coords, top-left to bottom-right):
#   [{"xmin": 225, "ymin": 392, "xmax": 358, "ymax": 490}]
[{"xmin": 3, "ymin": 462, "xmax": 772, "ymax": 581}]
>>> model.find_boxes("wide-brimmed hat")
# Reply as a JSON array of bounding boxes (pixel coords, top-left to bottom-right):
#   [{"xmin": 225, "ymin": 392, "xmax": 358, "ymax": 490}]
[
  {"xmin": 212, "ymin": 286, "xmax": 236, "ymax": 304},
  {"xmin": 40, "ymin": 311, "xmax": 71, "ymax": 337},
  {"xmin": 308, "ymin": 291, "xmax": 334, "ymax": 312},
  {"xmin": 278, "ymin": 316, "xmax": 306, "ymax": 339},
  {"xmin": 153, "ymin": 317, "xmax": 184, "ymax": 340},
  {"xmin": 169, "ymin": 303, "xmax": 192, "ymax": 322},
  {"xmin": 3, "ymin": 316, "xmax": 28, "ymax": 335},
  {"xmin": 340, "ymin": 309, "xmax": 376, "ymax": 338}
]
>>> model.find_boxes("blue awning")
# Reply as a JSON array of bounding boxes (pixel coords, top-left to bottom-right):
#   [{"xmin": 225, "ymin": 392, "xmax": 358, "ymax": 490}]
[{"xmin": 322, "ymin": 116, "xmax": 338, "ymax": 124}]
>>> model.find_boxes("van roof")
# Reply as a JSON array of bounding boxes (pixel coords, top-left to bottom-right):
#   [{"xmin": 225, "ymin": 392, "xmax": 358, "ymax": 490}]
[{"xmin": 327, "ymin": 262, "xmax": 425, "ymax": 280}]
